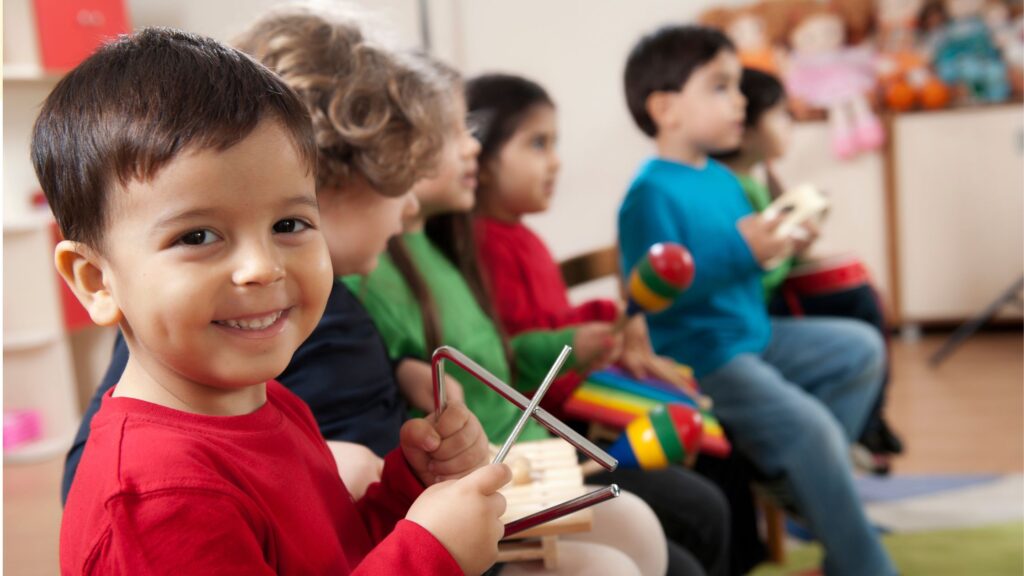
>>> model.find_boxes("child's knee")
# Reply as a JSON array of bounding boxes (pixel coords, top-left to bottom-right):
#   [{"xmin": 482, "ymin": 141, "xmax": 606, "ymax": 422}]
[
  {"xmin": 838, "ymin": 319, "xmax": 886, "ymax": 388},
  {"xmin": 789, "ymin": 399, "xmax": 849, "ymax": 457}
]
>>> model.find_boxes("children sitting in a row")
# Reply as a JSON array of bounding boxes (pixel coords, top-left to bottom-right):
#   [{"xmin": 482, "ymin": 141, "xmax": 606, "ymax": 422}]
[
  {"xmin": 711, "ymin": 67, "xmax": 904, "ymax": 474},
  {"xmin": 56, "ymin": 8, "xmax": 669, "ymax": 576},
  {"xmin": 618, "ymin": 25, "xmax": 897, "ymax": 576},
  {"xmin": 346, "ymin": 67, "xmax": 727, "ymax": 575},
  {"xmin": 51, "ymin": 7, "xmax": 897, "ymax": 576}
]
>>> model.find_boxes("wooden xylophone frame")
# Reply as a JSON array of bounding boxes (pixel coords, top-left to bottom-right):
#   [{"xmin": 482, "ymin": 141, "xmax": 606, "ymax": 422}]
[{"xmin": 431, "ymin": 346, "xmax": 620, "ymax": 568}]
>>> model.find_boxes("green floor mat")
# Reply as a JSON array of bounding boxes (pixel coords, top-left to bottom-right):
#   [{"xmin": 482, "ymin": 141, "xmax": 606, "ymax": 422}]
[{"xmin": 751, "ymin": 522, "xmax": 1024, "ymax": 576}]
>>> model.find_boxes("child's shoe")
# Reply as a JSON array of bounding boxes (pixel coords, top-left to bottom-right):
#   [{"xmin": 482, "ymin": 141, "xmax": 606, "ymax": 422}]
[{"xmin": 851, "ymin": 443, "xmax": 892, "ymax": 476}]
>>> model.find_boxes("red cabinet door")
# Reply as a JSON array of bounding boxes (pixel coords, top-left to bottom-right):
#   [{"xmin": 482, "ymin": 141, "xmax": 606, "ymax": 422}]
[{"xmin": 34, "ymin": 0, "xmax": 131, "ymax": 71}]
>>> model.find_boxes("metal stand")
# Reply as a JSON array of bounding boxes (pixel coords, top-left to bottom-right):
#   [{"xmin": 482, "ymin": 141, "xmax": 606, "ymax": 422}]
[{"xmin": 929, "ymin": 275, "xmax": 1024, "ymax": 367}]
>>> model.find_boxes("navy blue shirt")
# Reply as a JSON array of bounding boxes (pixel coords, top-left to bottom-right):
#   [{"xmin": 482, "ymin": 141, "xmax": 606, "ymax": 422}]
[{"xmin": 61, "ymin": 281, "xmax": 406, "ymax": 503}]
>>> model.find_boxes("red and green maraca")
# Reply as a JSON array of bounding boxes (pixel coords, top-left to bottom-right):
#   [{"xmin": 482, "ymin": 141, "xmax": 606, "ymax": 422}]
[
  {"xmin": 626, "ymin": 242, "xmax": 695, "ymax": 316},
  {"xmin": 582, "ymin": 403, "xmax": 704, "ymax": 474}
]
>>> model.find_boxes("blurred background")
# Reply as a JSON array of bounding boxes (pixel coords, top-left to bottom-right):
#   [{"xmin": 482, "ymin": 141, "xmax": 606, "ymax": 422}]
[{"xmin": 3, "ymin": 0, "xmax": 1022, "ymax": 574}]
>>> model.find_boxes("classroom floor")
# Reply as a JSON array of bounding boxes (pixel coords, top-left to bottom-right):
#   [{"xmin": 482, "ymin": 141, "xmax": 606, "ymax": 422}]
[{"xmin": 4, "ymin": 332, "xmax": 1022, "ymax": 575}]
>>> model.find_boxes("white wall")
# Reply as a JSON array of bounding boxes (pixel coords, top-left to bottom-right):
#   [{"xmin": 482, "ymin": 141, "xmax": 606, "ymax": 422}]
[
  {"xmin": 429, "ymin": 0, "xmax": 749, "ymax": 263},
  {"xmin": 3, "ymin": 0, "xmax": 424, "ymax": 222}
]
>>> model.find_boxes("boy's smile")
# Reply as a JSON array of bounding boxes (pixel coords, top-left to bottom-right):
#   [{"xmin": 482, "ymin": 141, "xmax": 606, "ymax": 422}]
[
  {"xmin": 91, "ymin": 119, "xmax": 333, "ymax": 414},
  {"xmin": 213, "ymin": 308, "xmax": 291, "ymax": 338}
]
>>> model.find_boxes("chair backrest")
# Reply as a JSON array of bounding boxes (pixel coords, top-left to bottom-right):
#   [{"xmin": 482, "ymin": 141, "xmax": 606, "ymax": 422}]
[{"xmin": 559, "ymin": 246, "xmax": 620, "ymax": 288}]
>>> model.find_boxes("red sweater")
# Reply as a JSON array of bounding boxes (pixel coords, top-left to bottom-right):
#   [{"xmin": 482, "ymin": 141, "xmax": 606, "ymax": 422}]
[
  {"xmin": 475, "ymin": 217, "xmax": 618, "ymax": 335},
  {"xmin": 61, "ymin": 381, "xmax": 461, "ymax": 576}
]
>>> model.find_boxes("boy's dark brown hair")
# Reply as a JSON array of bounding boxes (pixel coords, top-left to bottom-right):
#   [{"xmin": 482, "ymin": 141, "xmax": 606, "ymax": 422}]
[
  {"xmin": 623, "ymin": 25, "xmax": 735, "ymax": 137},
  {"xmin": 31, "ymin": 27, "xmax": 317, "ymax": 250}
]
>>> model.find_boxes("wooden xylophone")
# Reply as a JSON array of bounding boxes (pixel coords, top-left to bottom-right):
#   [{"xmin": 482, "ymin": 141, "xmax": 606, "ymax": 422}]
[{"xmin": 496, "ymin": 439, "xmax": 593, "ymax": 569}]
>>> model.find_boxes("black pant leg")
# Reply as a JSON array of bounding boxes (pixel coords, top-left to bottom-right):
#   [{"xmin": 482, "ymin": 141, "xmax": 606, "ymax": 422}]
[{"xmin": 589, "ymin": 466, "xmax": 730, "ymax": 576}]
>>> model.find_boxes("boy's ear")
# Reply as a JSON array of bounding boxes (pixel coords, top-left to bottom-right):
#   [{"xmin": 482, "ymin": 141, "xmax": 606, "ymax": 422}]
[
  {"xmin": 646, "ymin": 91, "xmax": 677, "ymax": 132},
  {"xmin": 54, "ymin": 240, "xmax": 123, "ymax": 327}
]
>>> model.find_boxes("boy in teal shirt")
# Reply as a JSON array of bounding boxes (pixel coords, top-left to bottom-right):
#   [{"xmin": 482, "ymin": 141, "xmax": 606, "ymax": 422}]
[{"xmin": 618, "ymin": 25, "xmax": 896, "ymax": 576}]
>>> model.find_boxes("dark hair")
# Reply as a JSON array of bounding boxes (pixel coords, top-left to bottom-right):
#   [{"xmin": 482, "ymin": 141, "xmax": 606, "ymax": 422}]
[
  {"xmin": 31, "ymin": 27, "xmax": 315, "ymax": 250},
  {"xmin": 624, "ymin": 25, "xmax": 735, "ymax": 137},
  {"xmin": 738, "ymin": 68, "xmax": 786, "ymax": 128},
  {"xmin": 464, "ymin": 73, "xmax": 554, "ymax": 169},
  {"xmin": 711, "ymin": 67, "xmax": 786, "ymax": 161}
]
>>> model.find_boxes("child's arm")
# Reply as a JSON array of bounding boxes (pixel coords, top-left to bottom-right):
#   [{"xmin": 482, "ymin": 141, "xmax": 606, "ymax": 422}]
[
  {"xmin": 354, "ymin": 434, "xmax": 504, "ymax": 575},
  {"xmin": 354, "ymin": 403, "xmax": 490, "ymax": 525},
  {"xmin": 620, "ymin": 182, "xmax": 766, "ymax": 304},
  {"xmin": 85, "ymin": 490, "xmax": 279, "ymax": 575},
  {"xmin": 568, "ymin": 299, "xmax": 621, "ymax": 324},
  {"xmin": 478, "ymin": 231, "xmax": 618, "ymax": 333},
  {"xmin": 326, "ymin": 441, "xmax": 383, "ymax": 499},
  {"xmin": 508, "ymin": 324, "xmax": 622, "ymax": 409}
]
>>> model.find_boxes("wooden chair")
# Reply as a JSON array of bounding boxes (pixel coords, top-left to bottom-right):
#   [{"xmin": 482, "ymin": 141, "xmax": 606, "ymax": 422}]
[
  {"xmin": 559, "ymin": 246, "xmax": 621, "ymax": 289},
  {"xmin": 558, "ymin": 245, "xmax": 788, "ymax": 564}
]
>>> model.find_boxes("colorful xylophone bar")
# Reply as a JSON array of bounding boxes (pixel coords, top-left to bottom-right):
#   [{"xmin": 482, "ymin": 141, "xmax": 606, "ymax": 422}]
[{"xmin": 564, "ymin": 368, "xmax": 731, "ymax": 457}]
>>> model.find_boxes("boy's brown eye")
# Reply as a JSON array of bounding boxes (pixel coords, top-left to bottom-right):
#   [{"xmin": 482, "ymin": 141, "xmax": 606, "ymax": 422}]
[
  {"xmin": 273, "ymin": 219, "xmax": 310, "ymax": 234},
  {"xmin": 181, "ymin": 230, "xmax": 213, "ymax": 245}
]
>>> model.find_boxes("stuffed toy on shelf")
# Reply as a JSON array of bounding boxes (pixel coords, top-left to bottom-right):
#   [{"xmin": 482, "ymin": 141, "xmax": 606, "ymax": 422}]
[
  {"xmin": 783, "ymin": 2, "xmax": 886, "ymax": 158},
  {"xmin": 927, "ymin": 0, "xmax": 1010, "ymax": 102}
]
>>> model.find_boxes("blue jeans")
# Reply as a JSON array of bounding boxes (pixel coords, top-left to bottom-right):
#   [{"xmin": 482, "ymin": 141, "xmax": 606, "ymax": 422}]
[{"xmin": 701, "ymin": 317, "xmax": 896, "ymax": 576}]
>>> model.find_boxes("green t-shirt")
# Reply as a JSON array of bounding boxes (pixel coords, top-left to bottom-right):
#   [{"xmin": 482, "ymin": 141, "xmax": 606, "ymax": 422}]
[
  {"xmin": 343, "ymin": 232, "xmax": 575, "ymax": 443},
  {"xmin": 737, "ymin": 174, "xmax": 793, "ymax": 301}
]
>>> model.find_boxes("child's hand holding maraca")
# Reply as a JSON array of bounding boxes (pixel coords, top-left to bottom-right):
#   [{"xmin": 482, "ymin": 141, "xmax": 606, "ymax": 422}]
[
  {"xmin": 405, "ymin": 463, "xmax": 511, "ymax": 575},
  {"xmin": 400, "ymin": 402, "xmax": 491, "ymax": 485}
]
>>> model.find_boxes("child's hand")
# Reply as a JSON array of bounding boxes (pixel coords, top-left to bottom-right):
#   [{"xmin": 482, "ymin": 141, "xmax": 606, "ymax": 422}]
[
  {"xmin": 397, "ymin": 359, "xmax": 465, "ymax": 412},
  {"xmin": 792, "ymin": 220, "xmax": 820, "ymax": 257},
  {"xmin": 406, "ymin": 463, "xmax": 511, "ymax": 575},
  {"xmin": 737, "ymin": 213, "xmax": 794, "ymax": 267},
  {"xmin": 573, "ymin": 322, "xmax": 623, "ymax": 371},
  {"xmin": 618, "ymin": 315, "xmax": 691, "ymax": 388},
  {"xmin": 400, "ymin": 402, "xmax": 490, "ymax": 485}
]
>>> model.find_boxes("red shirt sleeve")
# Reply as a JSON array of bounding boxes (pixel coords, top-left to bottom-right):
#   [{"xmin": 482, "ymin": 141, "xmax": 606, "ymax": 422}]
[
  {"xmin": 350, "ymin": 520, "xmax": 463, "ymax": 576},
  {"xmin": 477, "ymin": 219, "xmax": 622, "ymax": 334},
  {"xmin": 83, "ymin": 489, "xmax": 278, "ymax": 576},
  {"xmin": 354, "ymin": 449, "xmax": 424, "ymax": 541},
  {"xmin": 477, "ymin": 227, "xmax": 541, "ymax": 336},
  {"xmin": 567, "ymin": 299, "xmax": 620, "ymax": 324},
  {"xmin": 352, "ymin": 450, "xmax": 462, "ymax": 575}
]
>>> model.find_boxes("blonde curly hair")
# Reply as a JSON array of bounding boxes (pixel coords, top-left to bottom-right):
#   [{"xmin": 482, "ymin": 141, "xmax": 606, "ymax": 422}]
[{"xmin": 233, "ymin": 6, "xmax": 452, "ymax": 196}]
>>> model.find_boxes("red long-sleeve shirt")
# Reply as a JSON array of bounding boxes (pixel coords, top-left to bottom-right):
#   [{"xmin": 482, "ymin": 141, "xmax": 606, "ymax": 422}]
[
  {"xmin": 61, "ymin": 381, "xmax": 461, "ymax": 575},
  {"xmin": 475, "ymin": 217, "xmax": 618, "ymax": 335}
]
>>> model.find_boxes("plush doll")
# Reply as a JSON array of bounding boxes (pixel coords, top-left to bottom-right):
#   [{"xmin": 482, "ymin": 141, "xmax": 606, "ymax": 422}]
[
  {"xmin": 702, "ymin": 6, "xmax": 780, "ymax": 74},
  {"xmin": 984, "ymin": 0, "xmax": 1024, "ymax": 95},
  {"xmin": 929, "ymin": 0, "xmax": 1010, "ymax": 101},
  {"xmin": 877, "ymin": 0, "xmax": 952, "ymax": 110},
  {"xmin": 783, "ymin": 3, "xmax": 885, "ymax": 158}
]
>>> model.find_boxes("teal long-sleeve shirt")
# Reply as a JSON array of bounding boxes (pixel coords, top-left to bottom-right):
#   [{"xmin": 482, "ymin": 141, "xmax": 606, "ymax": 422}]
[{"xmin": 618, "ymin": 157, "xmax": 771, "ymax": 377}]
